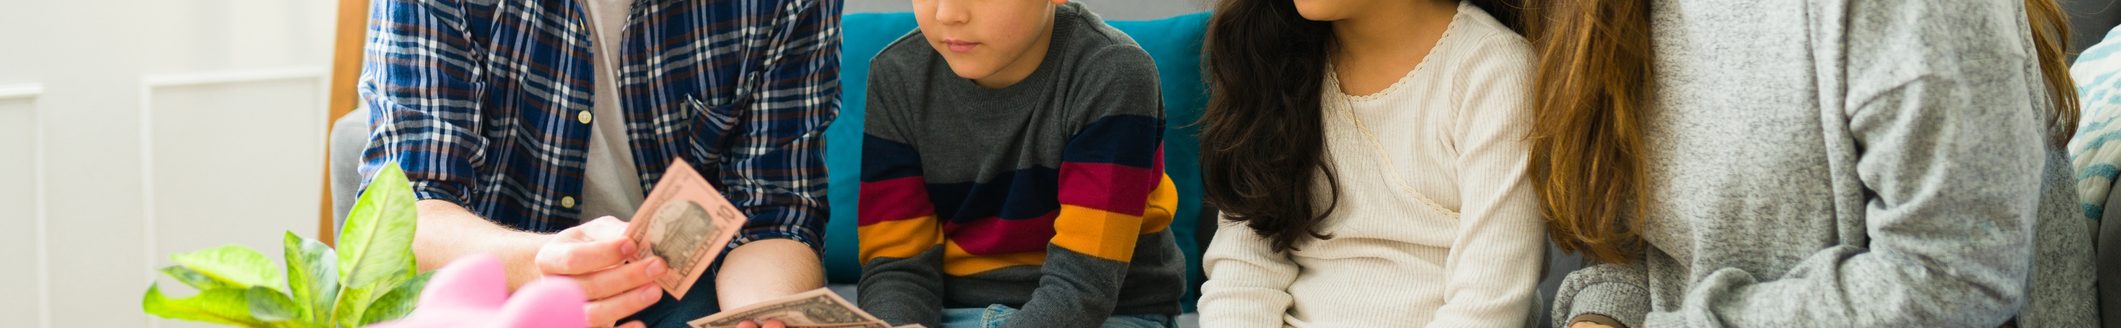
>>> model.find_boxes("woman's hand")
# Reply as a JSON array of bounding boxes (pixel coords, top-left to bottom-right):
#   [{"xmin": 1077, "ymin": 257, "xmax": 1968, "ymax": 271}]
[{"xmin": 1568, "ymin": 313, "xmax": 1623, "ymax": 328}]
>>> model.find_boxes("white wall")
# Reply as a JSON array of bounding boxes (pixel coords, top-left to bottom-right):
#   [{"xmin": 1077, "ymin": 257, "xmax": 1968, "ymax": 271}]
[{"xmin": 0, "ymin": 0, "xmax": 336, "ymax": 327}]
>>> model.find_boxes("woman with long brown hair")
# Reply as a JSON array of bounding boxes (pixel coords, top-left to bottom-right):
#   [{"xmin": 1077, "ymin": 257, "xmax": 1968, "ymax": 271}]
[
  {"xmin": 1530, "ymin": 0, "xmax": 2098, "ymax": 326},
  {"xmin": 1195, "ymin": 0, "xmax": 1545, "ymax": 326}
]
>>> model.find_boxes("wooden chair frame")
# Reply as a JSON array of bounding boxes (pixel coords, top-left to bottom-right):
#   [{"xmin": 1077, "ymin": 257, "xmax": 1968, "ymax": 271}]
[{"xmin": 320, "ymin": 0, "xmax": 370, "ymax": 246}]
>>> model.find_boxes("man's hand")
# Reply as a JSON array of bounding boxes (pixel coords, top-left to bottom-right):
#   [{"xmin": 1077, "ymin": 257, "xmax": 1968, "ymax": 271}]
[
  {"xmin": 535, "ymin": 216, "xmax": 667, "ymax": 328},
  {"xmin": 409, "ymin": 201, "xmax": 664, "ymax": 327}
]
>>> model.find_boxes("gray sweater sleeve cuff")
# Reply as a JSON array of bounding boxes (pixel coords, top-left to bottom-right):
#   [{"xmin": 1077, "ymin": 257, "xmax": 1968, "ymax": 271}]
[
  {"xmin": 1559, "ymin": 282, "xmax": 1650, "ymax": 328},
  {"xmin": 857, "ymin": 247, "xmax": 947, "ymax": 327}
]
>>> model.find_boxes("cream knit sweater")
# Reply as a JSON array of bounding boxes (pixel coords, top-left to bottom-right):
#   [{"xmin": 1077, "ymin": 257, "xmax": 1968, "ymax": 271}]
[{"xmin": 1197, "ymin": 3, "xmax": 1544, "ymax": 327}]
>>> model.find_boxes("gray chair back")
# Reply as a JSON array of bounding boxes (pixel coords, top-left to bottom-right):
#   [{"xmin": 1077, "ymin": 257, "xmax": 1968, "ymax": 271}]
[{"xmin": 328, "ymin": 106, "xmax": 371, "ymax": 239}]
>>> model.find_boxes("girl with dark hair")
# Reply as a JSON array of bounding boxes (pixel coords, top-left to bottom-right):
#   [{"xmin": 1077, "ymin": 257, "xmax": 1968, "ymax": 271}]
[
  {"xmin": 1529, "ymin": 0, "xmax": 2098, "ymax": 326},
  {"xmin": 1195, "ymin": 0, "xmax": 1544, "ymax": 326}
]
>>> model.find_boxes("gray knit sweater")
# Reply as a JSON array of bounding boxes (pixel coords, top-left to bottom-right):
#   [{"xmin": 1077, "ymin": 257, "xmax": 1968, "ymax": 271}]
[{"xmin": 1550, "ymin": 0, "xmax": 2099, "ymax": 326}]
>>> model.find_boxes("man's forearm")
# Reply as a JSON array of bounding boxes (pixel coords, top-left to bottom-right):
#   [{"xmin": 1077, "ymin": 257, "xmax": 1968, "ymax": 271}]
[
  {"xmin": 715, "ymin": 239, "xmax": 825, "ymax": 308},
  {"xmin": 414, "ymin": 199, "xmax": 551, "ymax": 288}
]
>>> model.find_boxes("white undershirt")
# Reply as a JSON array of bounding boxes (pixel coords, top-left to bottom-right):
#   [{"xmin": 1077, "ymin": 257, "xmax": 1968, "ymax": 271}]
[
  {"xmin": 1197, "ymin": 2, "xmax": 1547, "ymax": 327},
  {"xmin": 578, "ymin": 0, "xmax": 645, "ymax": 221}
]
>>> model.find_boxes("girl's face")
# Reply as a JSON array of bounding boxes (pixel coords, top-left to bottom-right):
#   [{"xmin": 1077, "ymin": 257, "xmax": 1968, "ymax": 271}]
[
  {"xmin": 1290, "ymin": 0, "xmax": 1383, "ymax": 21},
  {"xmin": 912, "ymin": 0, "xmax": 1064, "ymax": 84}
]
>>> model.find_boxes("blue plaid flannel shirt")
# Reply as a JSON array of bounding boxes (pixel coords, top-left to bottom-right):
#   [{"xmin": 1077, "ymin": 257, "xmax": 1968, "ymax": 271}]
[{"xmin": 358, "ymin": 0, "xmax": 840, "ymax": 251}]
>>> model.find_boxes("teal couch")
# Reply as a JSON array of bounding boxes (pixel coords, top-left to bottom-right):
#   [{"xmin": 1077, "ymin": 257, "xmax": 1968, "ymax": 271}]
[{"xmin": 821, "ymin": 12, "xmax": 1216, "ymax": 312}]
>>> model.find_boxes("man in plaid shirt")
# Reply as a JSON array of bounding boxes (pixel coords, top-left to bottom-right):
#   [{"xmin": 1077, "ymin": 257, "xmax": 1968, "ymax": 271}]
[{"xmin": 357, "ymin": 0, "xmax": 838, "ymax": 326}]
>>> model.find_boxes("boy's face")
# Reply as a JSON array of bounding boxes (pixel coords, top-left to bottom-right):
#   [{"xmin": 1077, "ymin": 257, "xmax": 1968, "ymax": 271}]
[{"xmin": 912, "ymin": 0, "xmax": 1065, "ymax": 85}]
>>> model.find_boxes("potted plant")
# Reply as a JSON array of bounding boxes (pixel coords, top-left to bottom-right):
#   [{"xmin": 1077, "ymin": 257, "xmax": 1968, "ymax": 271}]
[{"xmin": 143, "ymin": 164, "xmax": 428, "ymax": 328}]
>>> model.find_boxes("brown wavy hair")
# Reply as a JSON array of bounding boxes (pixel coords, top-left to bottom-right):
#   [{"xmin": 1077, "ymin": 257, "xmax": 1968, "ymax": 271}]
[
  {"xmin": 1201, "ymin": 0, "xmax": 1522, "ymax": 253},
  {"xmin": 1526, "ymin": 0, "xmax": 2081, "ymax": 264}
]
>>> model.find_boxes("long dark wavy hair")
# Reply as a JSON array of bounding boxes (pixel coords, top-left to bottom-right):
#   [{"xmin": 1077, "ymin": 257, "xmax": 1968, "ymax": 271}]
[{"xmin": 1201, "ymin": 0, "xmax": 1522, "ymax": 253}]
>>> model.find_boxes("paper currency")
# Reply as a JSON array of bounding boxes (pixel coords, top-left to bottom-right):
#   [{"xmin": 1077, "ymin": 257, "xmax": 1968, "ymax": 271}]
[
  {"xmin": 687, "ymin": 288, "xmax": 897, "ymax": 328},
  {"xmin": 625, "ymin": 158, "xmax": 746, "ymax": 300}
]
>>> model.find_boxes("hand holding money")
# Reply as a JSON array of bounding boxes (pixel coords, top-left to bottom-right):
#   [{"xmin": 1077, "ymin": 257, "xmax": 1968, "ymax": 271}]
[
  {"xmin": 531, "ymin": 216, "xmax": 663, "ymax": 328},
  {"xmin": 686, "ymin": 288, "xmax": 918, "ymax": 328},
  {"xmin": 733, "ymin": 320, "xmax": 786, "ymax": 328},
  {"xmin": 527, "ymin": 157, "xmax": 745, "ymax": 327},
  {"xmin": 729, "ymin": 319, "xmax": 917, "ymax": 328}
]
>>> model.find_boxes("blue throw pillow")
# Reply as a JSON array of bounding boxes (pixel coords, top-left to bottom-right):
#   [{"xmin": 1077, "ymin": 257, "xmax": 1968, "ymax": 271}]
[
  {"xmin": 825, "ymin": 11, "xmax": 1213, "ymax": 311},
  {"xmin": 823, "ymin": 12, "xmax": 921, "ymax": 285},
  {"xmin": 1108, "ymin": 12, "xmax": 1212, "ymax": 312}
]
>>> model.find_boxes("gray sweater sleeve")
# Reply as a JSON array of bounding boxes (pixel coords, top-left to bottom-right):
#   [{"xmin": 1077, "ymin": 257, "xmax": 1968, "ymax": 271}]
[
  {"xmin": 1552, "ymin": 260, "xmax": 1651, "ymax": 328},
  {"xmin": 855, "ymin": 51, "xmax": 948, "ymax": 328},
  {"xmin": 1000, "ymin": 45, "xmax": 1167, "ymax": 328},
  {"xmin": 1637, "ymin": 1, "xmax": 2045, "ymax": 326}
]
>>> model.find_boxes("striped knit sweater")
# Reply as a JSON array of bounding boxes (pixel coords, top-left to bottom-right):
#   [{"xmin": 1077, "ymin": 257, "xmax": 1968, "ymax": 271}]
[{"xmin": 855, "ymin": 3, "xmax": 1184, "ymax": 328}]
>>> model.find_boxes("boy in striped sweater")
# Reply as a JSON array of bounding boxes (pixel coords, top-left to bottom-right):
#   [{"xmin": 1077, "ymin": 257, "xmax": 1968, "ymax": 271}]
[{"xmin": 855, "ymin": 1, "xmax": 1182, "ymax": 328}]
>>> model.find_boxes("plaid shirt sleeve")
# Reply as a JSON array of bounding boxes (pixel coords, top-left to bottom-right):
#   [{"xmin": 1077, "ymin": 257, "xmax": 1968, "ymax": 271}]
[
  {"xmin": 356, "ymin": 0, "xmax": 485, "ymax": 206},
  {"xmin": 720, "ymin": 0, "xmax": 841, "ymax": 252}
]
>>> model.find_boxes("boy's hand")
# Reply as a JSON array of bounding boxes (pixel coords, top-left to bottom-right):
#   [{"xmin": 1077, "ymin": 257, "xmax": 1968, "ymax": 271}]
[
  {"xmin": 736, "ymin": 319, "xmax": 788, "ymax": 328},
  {"xmin": 534, "ymin": 216, "xmax": 667, "ymax": 327}
]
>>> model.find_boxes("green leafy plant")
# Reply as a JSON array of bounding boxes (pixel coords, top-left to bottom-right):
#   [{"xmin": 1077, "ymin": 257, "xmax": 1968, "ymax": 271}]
[{"xmin": 145, "ymin": 164, "xmax": 428, "ymax": 328}]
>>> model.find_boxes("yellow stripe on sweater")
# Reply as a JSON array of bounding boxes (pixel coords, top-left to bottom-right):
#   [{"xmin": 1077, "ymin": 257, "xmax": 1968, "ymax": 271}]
[
  {"xmin": 857, "ymin": 215, "xmax": 942, "ymax": 264},
  {"xmin": 942, "ymin": 241, "xmax": 1046, "ymax": 276}
]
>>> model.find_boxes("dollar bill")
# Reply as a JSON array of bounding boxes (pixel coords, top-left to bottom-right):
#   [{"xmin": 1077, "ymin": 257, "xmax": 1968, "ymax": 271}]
[
  {"xmin": 687, "ymin": 288, "xmax": 897, "ymax": 328},
  {"xmin": 625, "ymin": 158, "xmax": 747, "ymax": 300}
]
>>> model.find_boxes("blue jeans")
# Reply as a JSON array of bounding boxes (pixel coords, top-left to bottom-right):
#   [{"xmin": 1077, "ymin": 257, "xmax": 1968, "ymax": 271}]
[
  {"xmin": 940, "ymin": 304, "xmax": 1173, "ymax": 328},
  {"xmin": 625, "ymin": 261, "xmax": 725, "ymax": 328}
]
